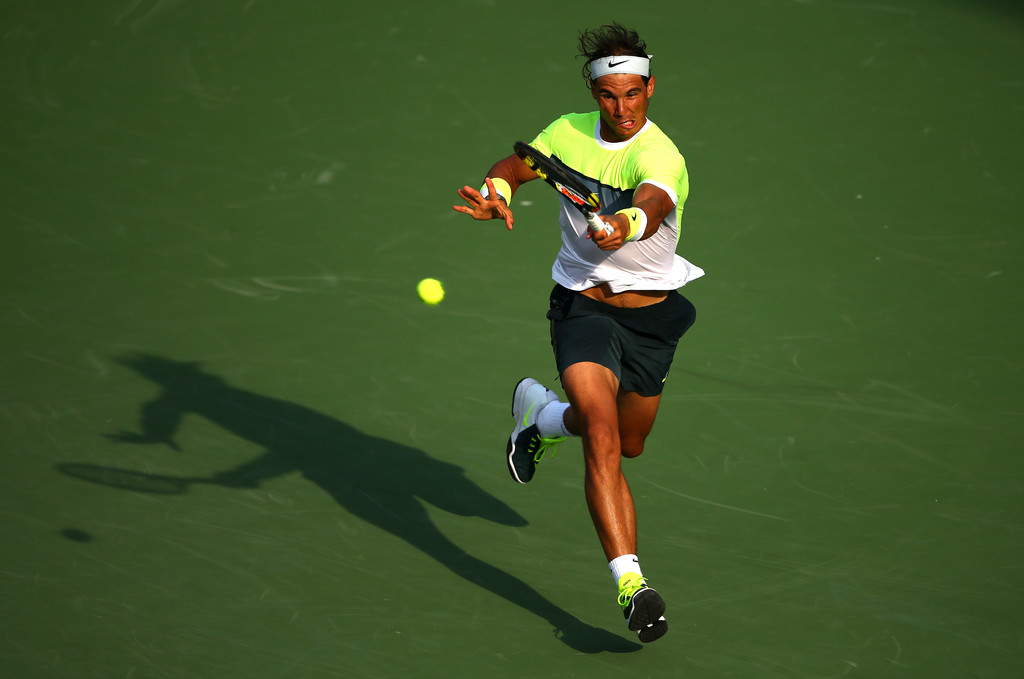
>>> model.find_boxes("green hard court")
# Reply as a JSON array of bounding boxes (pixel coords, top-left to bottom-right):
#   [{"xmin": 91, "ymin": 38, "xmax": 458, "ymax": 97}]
[{"xmin": 2, "ymin": 1, "xmax": 1021, "ymax": 677}]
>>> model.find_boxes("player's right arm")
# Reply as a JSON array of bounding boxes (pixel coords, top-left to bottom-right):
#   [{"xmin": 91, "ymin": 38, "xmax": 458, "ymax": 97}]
[{"xmin": 453, "ymin": 154, "xmax": 538, "ymax": 230}]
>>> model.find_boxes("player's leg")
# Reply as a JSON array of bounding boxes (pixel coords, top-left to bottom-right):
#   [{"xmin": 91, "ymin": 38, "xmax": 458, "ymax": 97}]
[
  {"xmin": 557, "ymin": 388, "xmax": 661, "ymax": 553},
  {"xmin": 599, "ymin": 296, "xmax": 692, "ymax": 642},
  {"xmin": 560, "ymin": 361, "xmax": 667, "ymax": 642},
  {"xmin": 560, "ymin": 360, "xmax": 635, "ymax": 561}
]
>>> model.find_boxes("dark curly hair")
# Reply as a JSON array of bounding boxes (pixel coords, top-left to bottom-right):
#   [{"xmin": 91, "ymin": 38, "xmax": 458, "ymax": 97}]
[{"xmin": 578, "ymin": 22, "xmax": 651, "ymax": 84}]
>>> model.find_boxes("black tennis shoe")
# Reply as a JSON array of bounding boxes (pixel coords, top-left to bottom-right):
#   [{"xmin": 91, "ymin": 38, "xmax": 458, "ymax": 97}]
[
  {"xmin": 619, "ymin": 575, "xmax": 668, "ymax": 643},
  {"xmin": 507, "ymin": 378, "xmax": 564, "ymax": 483}
]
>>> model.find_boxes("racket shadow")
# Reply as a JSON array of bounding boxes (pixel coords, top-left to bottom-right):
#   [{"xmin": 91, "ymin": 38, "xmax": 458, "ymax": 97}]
[
  {"xmin": 58, "ymin": 353, "xmax": 639, "ymax": 654},
  {"xmin": 55, "ymin": 463, "xmax": 195, "ymax": 494}
]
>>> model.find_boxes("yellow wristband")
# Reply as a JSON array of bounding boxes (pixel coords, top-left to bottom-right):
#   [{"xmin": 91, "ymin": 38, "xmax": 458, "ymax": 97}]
[
  {"xmin": 480, "ymin": 177, "xmax": 512, "ymax": 204},
  {"xmin": 616, "ymin": 207, "xmax": 648, "ymax": 242}
]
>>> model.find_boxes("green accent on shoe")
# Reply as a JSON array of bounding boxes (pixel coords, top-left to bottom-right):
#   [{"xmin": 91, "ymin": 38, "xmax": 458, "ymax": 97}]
[
  {"xmin": 531, "ymin": 436, "xmax": 565, "ymax": 463},
  {"xmin": 616, "ymin": 573, "xmax": 647, "ymax": 609}
]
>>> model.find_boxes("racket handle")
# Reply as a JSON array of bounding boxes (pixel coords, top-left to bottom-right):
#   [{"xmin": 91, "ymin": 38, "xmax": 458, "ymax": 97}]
[{"xmin": 585, "ymin": 210, "xmax": 612, "ymax": 236}]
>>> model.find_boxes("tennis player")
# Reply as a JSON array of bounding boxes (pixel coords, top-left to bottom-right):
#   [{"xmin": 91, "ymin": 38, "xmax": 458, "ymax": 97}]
[{"xmin": 453, "ymin": 22, "xmax": 703, "ymax": 643}]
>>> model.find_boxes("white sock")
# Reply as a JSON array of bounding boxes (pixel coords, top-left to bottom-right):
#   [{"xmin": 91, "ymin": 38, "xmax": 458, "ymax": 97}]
[
  {"xmin": 536, "ymin": 401, "xmax": 572, "ymax": 438},
  {"xmin": 609, "ymin": 554, "xmax": 643, "ymax": 584}
]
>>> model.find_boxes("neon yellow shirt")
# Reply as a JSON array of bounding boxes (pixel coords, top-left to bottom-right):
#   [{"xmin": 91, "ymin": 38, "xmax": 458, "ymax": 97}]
[{"xmin": 531, "ymin": 112, "xmax": 704, "ymax": 292}]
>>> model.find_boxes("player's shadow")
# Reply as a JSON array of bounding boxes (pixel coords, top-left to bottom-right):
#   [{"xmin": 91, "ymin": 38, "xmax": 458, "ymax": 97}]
[{"xmin": 63, "ymin": 354, "xmax": 639, "ymax": 654}]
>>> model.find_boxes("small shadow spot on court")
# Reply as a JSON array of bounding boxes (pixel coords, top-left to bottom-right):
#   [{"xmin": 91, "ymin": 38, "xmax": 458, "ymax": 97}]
[{"xmin": 61, "ymin": 528, "xmax": 94, "ymax": 543}]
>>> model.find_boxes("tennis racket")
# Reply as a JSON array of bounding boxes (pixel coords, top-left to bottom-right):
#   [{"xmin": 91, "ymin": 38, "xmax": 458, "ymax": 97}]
[{"xmin": 513, "ymin": 141, "xmax": 612, "ymax": 235}]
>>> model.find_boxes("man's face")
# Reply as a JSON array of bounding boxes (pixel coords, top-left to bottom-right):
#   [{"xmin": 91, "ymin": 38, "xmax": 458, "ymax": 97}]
[{"xmin": 591, "ymin": 73, "xmax": 656, "ymax": 142}]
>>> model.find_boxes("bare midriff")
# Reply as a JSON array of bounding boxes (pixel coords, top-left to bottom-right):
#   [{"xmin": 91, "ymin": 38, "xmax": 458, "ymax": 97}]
[{"xmin": 580, "ymin": 283, "xmax": 669, "ymax": 308}]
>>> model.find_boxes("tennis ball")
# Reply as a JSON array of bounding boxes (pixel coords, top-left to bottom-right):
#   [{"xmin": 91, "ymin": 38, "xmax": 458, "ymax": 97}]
[{"xmin": 417, "ymin": 278, "xmax": 444, "ymax": 305}]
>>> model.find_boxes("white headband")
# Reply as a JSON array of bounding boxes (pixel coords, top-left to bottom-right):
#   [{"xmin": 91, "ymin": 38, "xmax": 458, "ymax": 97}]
[{"xmin": 588, "ymin": 54, "xmax": 652, "ymax": 80}]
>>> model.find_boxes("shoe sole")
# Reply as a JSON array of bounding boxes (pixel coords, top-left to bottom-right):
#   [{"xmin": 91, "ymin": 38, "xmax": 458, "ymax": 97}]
[
  {"xmin": 637, "ymin": 616, "xmax": 668, "ymax": 643},
  {"xmin": 506, "ymin": 436, "xmax": 528, "ymax": 484},
  {"xmin": 625, "ymin": 588, "xmax": 667, "ymax": 632}
]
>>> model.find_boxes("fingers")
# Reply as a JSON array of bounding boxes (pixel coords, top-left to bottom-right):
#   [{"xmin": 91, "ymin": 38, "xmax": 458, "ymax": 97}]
[
  {"xmin": 590, "ymin": 216, "xmax": 624, "ymax": 250},
  {"xmin": 454, "ymin": 184, "xmax": 514, "ymax": 228},
  {"xmin": 458, "ymin": 185, "xmax": 484, "ymax": 204},
  {"xmin": 499, "ymin": 203, "xmax": 514, "ymax": 230},
  {"xmin": 454, "ymin": 185, "xmax": 489, "ymax": 219},
  {"xmin": 481, "ymin": 178, "xmax": 514, "ymax": 228}
]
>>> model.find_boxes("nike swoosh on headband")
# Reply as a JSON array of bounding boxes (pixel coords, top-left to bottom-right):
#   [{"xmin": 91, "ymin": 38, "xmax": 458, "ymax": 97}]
[{"xmin": 589, "ymin": 55, "xmax": 653, "ymax": 79}]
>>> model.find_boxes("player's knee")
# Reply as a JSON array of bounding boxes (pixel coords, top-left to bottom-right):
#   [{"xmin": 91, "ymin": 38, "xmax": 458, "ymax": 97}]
[{"xmin": 621, "ymin": 436, "xmax": 646, "ymax": 459}]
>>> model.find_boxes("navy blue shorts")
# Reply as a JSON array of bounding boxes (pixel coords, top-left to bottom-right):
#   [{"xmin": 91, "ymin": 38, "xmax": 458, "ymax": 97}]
[{"xmin": 546, "ymin": 284, "xmax": 696, "ymax": 397}]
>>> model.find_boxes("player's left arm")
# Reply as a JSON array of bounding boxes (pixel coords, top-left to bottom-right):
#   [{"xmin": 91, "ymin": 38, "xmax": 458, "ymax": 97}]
[
  {"xmin": 591, "ymin": 182, "xmax": 675, "ymax": 251},
  {"xmin": 454, "ymin": 154, "xmax": 538, "ymax": 231}
]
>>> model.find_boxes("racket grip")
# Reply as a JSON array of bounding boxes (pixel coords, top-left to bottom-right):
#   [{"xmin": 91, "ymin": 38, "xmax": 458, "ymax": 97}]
[{"xmin": 586, "ymin": 211, "xmax": 612, "ymax": 236}]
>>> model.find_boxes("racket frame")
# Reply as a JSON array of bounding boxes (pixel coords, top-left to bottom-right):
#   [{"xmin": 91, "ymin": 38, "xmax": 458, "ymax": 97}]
[{"xmin": 513, "ymin": 141, "xmax": 612, "ymax": 235}]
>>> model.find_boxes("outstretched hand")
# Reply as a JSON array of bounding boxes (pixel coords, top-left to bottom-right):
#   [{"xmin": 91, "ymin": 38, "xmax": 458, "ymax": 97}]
[{"xmin": 454, "ymin": 177, "xmax": 514, "ymax": 230}]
